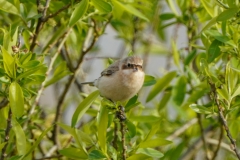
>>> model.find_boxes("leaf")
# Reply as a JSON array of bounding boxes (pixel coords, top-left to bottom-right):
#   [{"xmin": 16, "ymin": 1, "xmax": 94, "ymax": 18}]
[
  {"xmin": 19, "ymin": 53, "xmax": 32, "ymax": 65},
  {"xmin": 189, "ymin": 104, "xmax": 212, "ymax": 114},
  {"xmin": 91, "ymin": 0, "xmax": 112, "ymax": 13},
  {"xmin": 9, "ymin": 82, "xmax": 24, "ymax": 118},
  {"xmin": 171, "ymin": 40, "xmax": 180, "ymax": 67},
  {"xmin": 144, "ymin": 122, "xmax": 160, "ymax": 141},
  {"xmin": 159, "ymin": 13, "xmax": 175, "ymax": 20},
  {"xmin": 112, "ymin": 0, "xmax": 149, "ymax": 21},
  {"xmin": 158, "ymin": 91, "xmax": 171, "ymax": 111},
  {"xmin": 146, "ymin": 71, "xmax": 176, "ymax": 102},
  {"xmin": 2, "ymin": 47, "xmax": 15, "ymax": 78},
  {"xmin": 136, "ymin": 148, "xmax": 164, "ymax": 158},
  {"xmin": 127, "ymin": 154, "xmax": 150, "ymax": 160},
  {"xmin": 232, "ymin": 85, "xmax": 240, "ymax": 99},
  {"xmin": 129, "ymin": 115, "xmax": 160, "ymax": 123},
  {"xmin": 0, "ymin": 142, "xmax": 7, "ymax": 150},
  {"xmin": 0, "ymin": 0, "xmax": 20, "ymax": 15},
  {"xmin": 69, "ymin": 0, "xmax": 89, "ymax": 26},
  {"xmin": 44, "ymin": 61, "xmax": 72, "ymax": 87},
  {"xmin": 205, "ymin": 30, "xmax": 236, "ymax": 47},
  {"xmin": 12, "ymin": 118, "xmax": 26, "ymax": 155},
  {"xmin": 21, "ymin": 126, "xmax": 52, "ymax": 159},
  {"xmin": 208, "ymin": 39, "xmax": 222, "ymax": 63},
  {"xmin": 139, "ymin": 138, "xmax": 172, "ymax": 148},
  {"xmin": 97, "ymin": 103, "xmax": 108, "ymax": 153},
  {"xmin": 172, "ymin": 76, "xmax": 186, "ymax": 106},
  {"xmin": 166, "ymin": 0, "xmax": 179, "ymax": 16},
  {"xmin": 143, "ymin": 75, "xmax": 156, "ymax": 86},
  {"xmin": 216, "ymin": 7, "xmax": 238, "ymax": 21},
  {"xmin": 71, "ymin": 90, "xmax": 99, "ymax": 127},
  {"xmin": 217, "ymin": 84, "xmax": 230, "ymax": 102},
  {"xmin": 17, "ymin": 65, "xmax": 47, "ymax": 80},
  {"xmin": 200, "ymin": 0, "xmax": 216, "ymax": 17},
  {"xmin": 126, "ymin": 120, "xmax": 136, "ymax": 138},
  {"xmin": 59, "ymin": 147, "xmax": 88, "ymax": 159},
  {"xmin": 88, "ymin": 150, "xmax": 107, "ymax": 159},
  {"xmin": 20, "ymin": 60, "xmax": 40, "ymax": 68}
]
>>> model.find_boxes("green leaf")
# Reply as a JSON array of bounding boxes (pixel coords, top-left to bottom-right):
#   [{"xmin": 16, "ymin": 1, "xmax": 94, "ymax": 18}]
[
  {"xmin": 172, "ymin": 40, "xmax": 180, "ymax": 67},
  {"xmin": 112, "ymin": 0, "xmax": 149, "ymax": 21},
  {"xmin": 20, "ymin": 60, "xmax": 40, "ymax": 68},
  {"xmin": 91, "ymin": 0, "xmax": 112, "ymax": 13},
  {"xmin": 97, "ymin": 103, "xmax": 108, "ymax": 153},
  {"xmin": 216, "ymin": 7, "xmax": 238, "ymax": 21},
  {"xmin": 201, "ymin": 17, "xmax": 217, "ymax": 33},
  {"xmin": 143, "ymin": 75, "xmax": 156, "ymax": 86},
  {"xmin": 146, "ymin": 71, "xmax": 176, "ymax": 102},
  {"xmin": 129, "ymin": 115, "xmax": 160, "ymax": 123},
  {"xmin": 205, "ymin": 30, "xmax": 236, "ymax": 47},
  {"xmin": 0, "ymin": 142, "xmax": 7, "ymax": 151},
  {"xmin": 9, "ymin": 82, "xmax": 24, "ymax": 118},
  {"xmin": 126, "ymin": 120, "xmax": 136, "ymax": 138},
  {"xmin": 200, "ymin": 0, "xmax": 216, "ymax": 17},
  {"xmin": 69, "ymin": 0, "xmax": 89, "ymax": 26},
  {"xmin": 159, "ymin": 13, "xmax": 175, "ymax": 20},
  {"xmin": 19, "ymin": 53, "xmax": 32, "ymax": 65},
  {"xmin": 166, "ymin": 0, "xmax": 179, "ymax": 16},
  {"xmin": 182, "ymin": 84, "xmax": 209, "ymax": 107},
  {"xmin": 232, "ymin": 85, "xmax": 240, "ymax": 99},
  {"xmin": 17, "ymin": 65, "xmax": 46, "ymax": 80},
  {"xmin": 136, "ymin": 148, "xmax": 164, "ymax": 158},
  {"xmin": 2, "ymin": 47, "xmax": 15, "ymax": 78},
  {"xmin": 208, "ymin": 39, "xmax": 222, "ymax": 63},
  {"xmin": 144, "ymin": 122, "xmax": 160, "ymax": 141},
  {"xmin": 158, "ymin": 91, "xmax": 171, "ymax": 111},
  {"xmin": 189, "ymin": 104, "xmax": 212, "ymax": 114},
  {"xmin": 58, "ymin": 123, "xmax": 87, "ymax": 153},
  {"xmin": 217, "ymin": 84, "xmax": 230, "ymax": 102},
  {"xmin": 71, "ymin": 90, "xmax": 99, "ymax": 127},
  {"xmin": 59, "ymin": 147, "xmax": 88, "ymax": 159},
  {"xmin": 127, "ymin": 154, "xmax": 150, "ymax": 160},
  {"xmin": 44, "ymin": 61, "xmax": 72, "ymax": 87},
  {"xmin": 88, "ymin": 149, "xmax": 107, "ymax": 159},
  {"xmin": 139, "ymin": 138, "xmax": 172, "ymax": 148},
  {"xmin": 172, "ymin": 76, "xmax": 186, "ymax": 106},
  {"xmin": 0, "ymin": 0, "xmax": 20, "ymax": 15},
  {"xmin": 22, "ymin": 126, "xmax": 53, "ymax": 159},
  {"xmin": 12, "ymin": 118, "xmax": 26, "ymax": 155}
]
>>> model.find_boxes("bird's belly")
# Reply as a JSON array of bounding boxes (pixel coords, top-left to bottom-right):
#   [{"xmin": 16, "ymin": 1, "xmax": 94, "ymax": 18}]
[{"xmin": 96, "ymin": 71, "xmax": 144, "ymax": 102}]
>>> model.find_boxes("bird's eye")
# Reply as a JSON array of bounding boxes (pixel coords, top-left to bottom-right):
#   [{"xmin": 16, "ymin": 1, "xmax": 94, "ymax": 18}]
[{"xmin": 127, "ymin": 63, "xmax": 131, "ymax": 67}]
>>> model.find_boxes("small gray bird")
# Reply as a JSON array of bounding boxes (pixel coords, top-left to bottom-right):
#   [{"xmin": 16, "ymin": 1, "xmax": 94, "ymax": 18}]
[{"xmin": 82, "ymin": 56, "xmax": 145, "ymax": 102}]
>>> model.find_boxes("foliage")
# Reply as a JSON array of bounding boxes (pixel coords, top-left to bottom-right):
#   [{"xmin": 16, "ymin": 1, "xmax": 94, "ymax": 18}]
[{"xmin": 0, "ymin": 0, "xmax": 240, "ymax": 160}]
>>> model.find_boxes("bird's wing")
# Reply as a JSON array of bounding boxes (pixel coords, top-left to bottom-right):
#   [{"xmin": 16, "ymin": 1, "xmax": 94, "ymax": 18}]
[{"xmin": 101, "ymin": 60, "xmax": 120, "ymax": 76}]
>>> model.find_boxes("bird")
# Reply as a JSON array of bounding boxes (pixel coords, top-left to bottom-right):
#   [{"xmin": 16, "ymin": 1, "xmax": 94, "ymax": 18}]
[{"xmin": 82, "ymin": 56, "xmax": 145, "ymax": 102}]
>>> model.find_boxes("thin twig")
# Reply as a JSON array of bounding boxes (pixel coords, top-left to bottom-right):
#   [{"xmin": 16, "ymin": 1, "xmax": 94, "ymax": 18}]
[
  {"xmin": 197, "ymin": 113, "xmax": 210, "ymax": 160},
  {"xmin": 206, "ymin": 138, "xmax": 235, "ymax": 154},
  {"xmin": 113, "ymin": 120, "xmax": 118, "ymax": 151},
  {"xmin": 51, "ymin": 17, "xmax": 112, "ymax": 145},
  {"xmin": 211, "ymin": 126, "xmax": 224, "ymax": 160},
  {"xmin": 120, "ymin": 120, "xmax": 126, "ymax": 160},
  {"xmin": 29, "ymin": 29, "xmax": 71, "ymax": 117},
  {"xmin": 0, "ymin": 99, "xmax": 8, "ymax": 110},
  {"xmin": 180, "ymin": 125, "xmax": 215, "ymax": 160},
  {"xmin": 167, "ymin": 118, "xmax": 198, "ymax": 141},
  {"xmin": 1, "ymin": 109, "xmax": 12, "ymax": 160},
  {"xmin": 209, "ymin": 82, "xmax": 240, "ymax": 159}
]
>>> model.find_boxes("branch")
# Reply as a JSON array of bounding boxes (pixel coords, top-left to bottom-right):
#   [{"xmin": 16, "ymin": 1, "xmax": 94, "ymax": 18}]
[
  {"xmin": 167, "ymin": 118, "xmax": 198, "ymax": 141},
  {"xmin": 211, "ymin": 126, "xmax": 224, "ymax": 160},
  {"xmin": 51, "ymin": 16, "xmax": 112, "ymax": 145},
  {"xmin": 30, "ymin": 0, "xmax": 51, "ymax": 51},
  {"xmin": 209, "ymin": 82, "xmax": 240, "ymax": 159},
  {"xmin": 29, "ymin": 29, "xmax": 71, "ymax": 117},
  {"xmin": 0, "ymin": 99, "xmax": 8, "ymax": 110},
  {"xmin": 197, "ymin": 113, "xmax": 210, "ymax": 160},
  {"xmin": 1, "ymin": 109, "xmax": 12, "ymax": 159},
  {"xmin": 179, "ymin": 125, "xmax": 214, "ymax": 160}
]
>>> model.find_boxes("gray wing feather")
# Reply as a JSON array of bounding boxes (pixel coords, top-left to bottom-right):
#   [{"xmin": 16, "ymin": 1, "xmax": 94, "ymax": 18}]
[{"xmin": 101, "ymin": 60, "xmax": 120, "ymax": 76}]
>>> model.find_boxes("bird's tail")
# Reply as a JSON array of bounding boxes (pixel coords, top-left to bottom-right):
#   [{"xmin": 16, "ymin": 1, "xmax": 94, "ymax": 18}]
[{"xmin": 81, "ymin": 81, "xmax": 95, "ymax": 86}]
